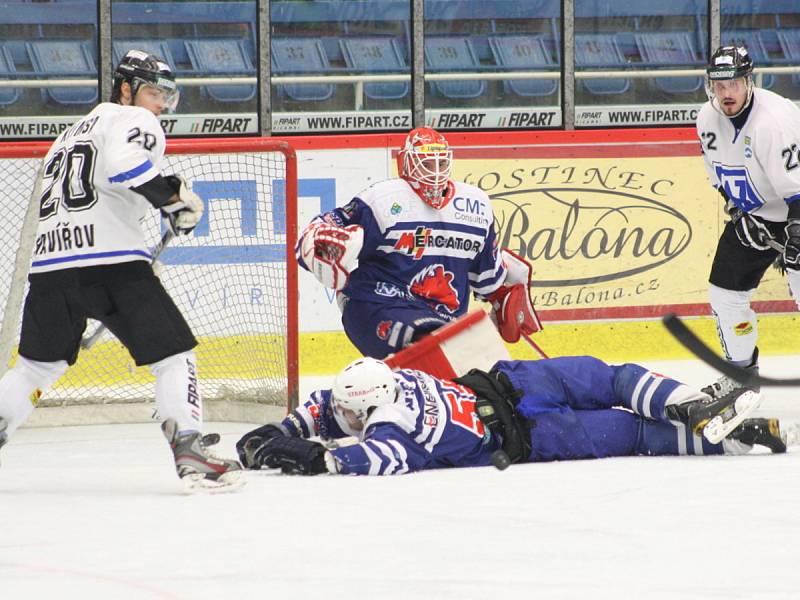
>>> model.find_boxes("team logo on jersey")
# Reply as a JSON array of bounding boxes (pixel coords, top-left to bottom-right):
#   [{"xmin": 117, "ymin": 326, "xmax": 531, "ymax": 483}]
[
  {"xmin": 714, "ymin": 164, "xmax": 766, "ymax": 212},
  {"xmin": 394, "ymin": 226, "xmax": 482, "ymax": 260},
  {"xmin": 409, "ymin": 264, "xmax": 459, "ymax": 312},
  {"xmin": 734, "ymin": 321, "xmax": 754, "ymax": 336},
  {"xmin": 376, "ymin": 320, "xmax": 393, "ymax": 340},
  {"xmin": 375, "ymin": 281, "xmax": 409, "ymax": 299}
]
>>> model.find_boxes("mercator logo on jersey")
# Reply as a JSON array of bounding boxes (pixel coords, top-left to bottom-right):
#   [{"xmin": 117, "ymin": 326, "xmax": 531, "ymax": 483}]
[
  {"xmin": 394, "ymin": 226, "xmax": 482, "ymax": 259},
  {"xmin": 410, "ymin": 264, "xmax": 459, "ymax": 312}
]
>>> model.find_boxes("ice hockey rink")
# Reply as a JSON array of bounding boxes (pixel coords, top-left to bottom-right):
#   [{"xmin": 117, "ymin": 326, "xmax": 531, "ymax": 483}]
[{"xmin": 2, "ymin": 356, "xmax": 799, "ymax": 600}]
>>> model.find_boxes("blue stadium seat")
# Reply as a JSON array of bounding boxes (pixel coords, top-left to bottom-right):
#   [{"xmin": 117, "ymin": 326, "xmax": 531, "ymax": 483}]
[
  {"xmin": 0, "ymin": 46, "xmax": 21, "ymax": 107},
  {"xmin": 271, "ymin": 38, "xmax": 334, "ymax": 102},
  {"xmin": 574, "ymin": 33, "xmax": 630, "ymax": 95},
  {"xmin": 776, "ymin": 29, "xmax": 800, "ymax": 86},
  {"xmin": 26, "ymin": 40, "xmax": 98, "ymax": 105},
  {"xmin": 634, "ymin": 32, "xmax": 703, "ymax": 94},
  {"xmin": 184, "ymin": 39, "xmax": 256, "ymax": 103},
  {"xmin": 721, "ymin": 31, "xmax": 775, "ymax": 89},
  {"xmin": 488, "ymin": 34, "xmax": 557, "ymax": 97},
  {"xmin": 340, "ymin": 37, "xmax": 409, "ymax": 101},
  {"xmin": 424, "ymin": 36, "xmax": 486, "ymax": 100}
]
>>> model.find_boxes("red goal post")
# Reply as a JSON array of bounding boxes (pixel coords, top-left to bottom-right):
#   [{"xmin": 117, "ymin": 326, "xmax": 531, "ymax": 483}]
[{"xmin": 0, "ymin": 137, "xmax": 298, "ymax": 425}]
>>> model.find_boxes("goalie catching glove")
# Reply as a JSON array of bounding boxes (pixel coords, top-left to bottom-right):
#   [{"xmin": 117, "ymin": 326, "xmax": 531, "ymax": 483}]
[
  {"xmin": 160, "ymin": 175, "xmax": 204, "ymax": 235},
  {"xmin": 487, "ymin": 249, "xmax": 543, "ymax": 343},
  {"xmin": 300, "ymin": 222, "xmax": 364, "ymax": 290}
]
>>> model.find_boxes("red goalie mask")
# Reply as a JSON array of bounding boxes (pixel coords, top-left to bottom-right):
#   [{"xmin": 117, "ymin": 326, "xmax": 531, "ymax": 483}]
[{"xmin": 397, "ymin": 127, "xmax": 454, "ymax": 209}]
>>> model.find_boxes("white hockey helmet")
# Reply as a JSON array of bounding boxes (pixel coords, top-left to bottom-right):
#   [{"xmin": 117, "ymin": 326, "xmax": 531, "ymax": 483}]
[
  {"xmin": 331, "ymin": 357, "xmax": 397, "ymax": 426},
  {"xmin": 397, "ymin": 127, "xmax": 454, "ymax": 209}
]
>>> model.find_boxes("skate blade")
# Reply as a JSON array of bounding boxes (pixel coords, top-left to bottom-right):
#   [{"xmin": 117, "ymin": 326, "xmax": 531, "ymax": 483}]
[
  {"xmin": 181, "ymin": 470, "xmax": 246, "ymax": 494},
  {"xmin": 703, "ymin": 390, "xmax": 762, "ymax": 444}
]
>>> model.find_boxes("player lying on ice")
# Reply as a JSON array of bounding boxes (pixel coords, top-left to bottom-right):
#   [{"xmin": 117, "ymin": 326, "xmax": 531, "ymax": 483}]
[{"xmin": 237, "ymin": 356, "xmax": 798, "ymax": 476}]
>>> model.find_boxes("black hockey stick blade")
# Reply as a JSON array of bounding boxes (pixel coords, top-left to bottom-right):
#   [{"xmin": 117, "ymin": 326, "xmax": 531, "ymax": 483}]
[{"xmin": 662, "ymin": 313, "xmax": 800, "ymax": 387}]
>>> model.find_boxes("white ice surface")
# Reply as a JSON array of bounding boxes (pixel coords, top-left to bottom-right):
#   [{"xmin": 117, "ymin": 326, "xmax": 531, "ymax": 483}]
[{"xmin": 2, "ymin": 357, "xmax": 799, "ymax": 600}]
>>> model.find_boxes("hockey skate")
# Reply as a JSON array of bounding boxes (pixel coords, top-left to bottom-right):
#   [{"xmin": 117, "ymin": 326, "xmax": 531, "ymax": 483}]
[
  {"xmin": 162, "ymin": 419, "xmax": 244, "ymax": 493},
  {"xmin": 729, "ymin": 418, "xmax": 800, "ymax": 454},
  {"xmin": 700, "ymin": 349, "xmax": 759, "ymax": 399},
  {"xmin": 666, "ymin": 388, "xmax": 762, "ymax": 444}
]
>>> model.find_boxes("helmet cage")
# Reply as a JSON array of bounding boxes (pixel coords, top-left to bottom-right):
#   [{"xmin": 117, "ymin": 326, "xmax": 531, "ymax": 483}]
[{"xmin": 398, "ymin": 128, "xmax": 453, "ymax": 209}]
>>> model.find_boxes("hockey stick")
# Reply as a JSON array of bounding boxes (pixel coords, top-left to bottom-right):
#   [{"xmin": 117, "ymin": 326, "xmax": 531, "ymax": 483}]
[
  {"xmin": 662, "ymin": 313, "xmax": 800, "ymax": 387},
  {"xmin": 521, "ymin": 332, "xmax": 550, "ymax": 359},
  {"xmin": 80, "ymin": 230, "xmax": 175, "ymax": 350}
]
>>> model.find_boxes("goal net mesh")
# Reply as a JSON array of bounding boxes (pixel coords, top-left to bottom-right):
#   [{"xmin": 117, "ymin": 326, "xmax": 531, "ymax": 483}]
[{"xmin": 0, "ymin": 140, "xmax": 296, "ymax": 425}]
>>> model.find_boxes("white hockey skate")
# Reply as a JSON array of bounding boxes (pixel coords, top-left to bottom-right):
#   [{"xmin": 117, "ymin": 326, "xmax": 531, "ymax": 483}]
[{"xmin": 162, "ymin": 419, "xmax": 244, "ymax": 493}]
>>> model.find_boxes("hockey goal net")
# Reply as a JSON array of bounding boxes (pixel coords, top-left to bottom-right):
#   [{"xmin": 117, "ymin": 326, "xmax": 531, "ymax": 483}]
[{"xmin": 0, "ymin": 137, "xmax": 298, "ymax": 425}]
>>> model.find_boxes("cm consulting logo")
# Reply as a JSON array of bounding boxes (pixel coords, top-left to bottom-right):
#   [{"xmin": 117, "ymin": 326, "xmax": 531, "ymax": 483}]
[{"xmin": 463, "ymin": 166, "xmax": 692, "ymax": 286}]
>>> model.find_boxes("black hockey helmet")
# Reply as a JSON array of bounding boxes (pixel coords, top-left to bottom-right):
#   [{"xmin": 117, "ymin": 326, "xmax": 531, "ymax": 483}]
[
  {"xmin": 111, "ymin": 49, "xmax": 179, "ymax": 111},
  {"xmin": 707, "ymin": 45, "xmax": 754, "ymax": 81}
]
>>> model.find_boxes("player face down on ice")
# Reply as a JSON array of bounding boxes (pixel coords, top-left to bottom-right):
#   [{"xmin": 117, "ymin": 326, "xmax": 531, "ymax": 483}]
[{"xmin": 236, "ymin": 357, "xmax": 798, "ymax": 477}]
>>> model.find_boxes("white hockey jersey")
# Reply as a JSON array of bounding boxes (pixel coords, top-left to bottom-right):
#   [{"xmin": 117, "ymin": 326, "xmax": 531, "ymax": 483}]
[
  {"xmin": 696, "ymin": 88, "xmax": 800, "ymax": 222},
  {"xmin": 30, "ymin": 102, "xmax": 166, "ymax": 273}
]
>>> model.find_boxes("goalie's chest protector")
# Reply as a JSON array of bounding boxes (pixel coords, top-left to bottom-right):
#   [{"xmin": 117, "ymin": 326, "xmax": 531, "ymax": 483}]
[
  {"xmin": 347, "ymin": 179, "xmax": 496, "ymax": 313},
  {"xmin": 30, "ymin": 103, "xmax": 166, "ymax": 274},
  {"xmin": 697, "ymin": 88, "xmax": 800, "ymax": 222}
]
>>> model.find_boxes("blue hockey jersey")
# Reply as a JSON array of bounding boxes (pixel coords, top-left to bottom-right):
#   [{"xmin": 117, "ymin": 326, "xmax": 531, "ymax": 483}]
[
  {"xmin": 279, "ymin": 368, "xmax": 501, "ymax": 475},
  {"xmin": 296, "ymin": 178, "xmax": 506, "ymax": 319}
]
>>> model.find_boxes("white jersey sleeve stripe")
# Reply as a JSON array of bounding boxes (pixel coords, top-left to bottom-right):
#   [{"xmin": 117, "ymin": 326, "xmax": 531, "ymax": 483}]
[{"xmin": 108, "ymin": 159, "xmax": 155, "ymax": 184}]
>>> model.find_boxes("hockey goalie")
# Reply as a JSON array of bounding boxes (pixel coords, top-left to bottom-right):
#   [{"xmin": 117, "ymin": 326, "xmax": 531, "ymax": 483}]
[{"xmin": 296, "ymin": 126, "xmax": 543, "ymax": 360}]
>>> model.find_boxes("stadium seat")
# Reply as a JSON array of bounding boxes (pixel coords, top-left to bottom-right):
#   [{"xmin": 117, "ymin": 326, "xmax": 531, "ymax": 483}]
[
  {"xmin": 634, "ymin": 32, "xmax": 703, "ymax": 94},
  {"xmin": 776, "ymin": 29, "xmax": 800, "ymax": 86},
  {"xmin": 0, "ymin": 46, "xmax": 21, "ymax": 107},
  {"xmin": 340, "ymin": 37, "xmax": 409, "ymax": 101},
  {"xmin": 184, "ymin": 39, "xmax": 256, "ymax": 103},
  {"xmin": 271, "ymin": 37, "xmax": 334, "ymax": 102},
  {"xmin": 721, "ymin": 31, "xmax": 775, "ymax": 89},
  {"xmin": 488, "ymin": 35, "xmax": 558, "ymax": 97},
  {"xmin": 424, "ymin": 36, "xmax": 486, "ymax": 100},
  {"xmin": 26, "ymin": 40, "xmax": 98, "ymax": 105},
  {"xmin": 574, "ymin": 33, "xmax": 630, "ymax": 95}
]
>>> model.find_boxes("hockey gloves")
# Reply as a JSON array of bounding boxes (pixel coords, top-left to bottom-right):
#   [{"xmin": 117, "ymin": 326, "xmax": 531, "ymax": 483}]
[
  {"xmin": 487, "ymin": 249, "xmax": 543, "ymax": 344},
  {"xmin": 235, "ymin": 423, "xmax": 287, "ymax": 469},
  {"xmin": 727, "ymin": 203, "xmax": 776, "ymax": 251},
  {"xmin": 784, "ymin": 201, "xmax": 800, "ymax": 272},
  {"xmin": 255, "ymin": 436, "xmax": 329, "ymax": 475},
  {"xmin": 161, "ymin": 175, "xmax": 205, "ymax": 235},
  {"xmin": 453, "ymin": 369, "xmax": 532, "ymax": 464},
  {"xmin": 299, "ymin": 222, "xmax": 364, "ymax": 290}
]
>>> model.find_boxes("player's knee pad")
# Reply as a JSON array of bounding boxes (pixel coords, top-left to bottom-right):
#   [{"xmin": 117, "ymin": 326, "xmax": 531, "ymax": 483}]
[
  {"xmin": 708, "ymin": 284, "xmax": 754, "ymax": 317},
  {"xmin": 14, "ymin": 356, "xmax": 68, "ymax": 389}
]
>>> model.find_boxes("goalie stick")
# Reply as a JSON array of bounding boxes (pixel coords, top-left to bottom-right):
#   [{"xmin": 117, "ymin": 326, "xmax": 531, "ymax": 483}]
[
  {"xmin": 662, "ymin": 313, "xmax": 800, "ymax": 387},
  {"xmin": 80, "ymin": 230, "xmax": 175, "ymax": 350}
]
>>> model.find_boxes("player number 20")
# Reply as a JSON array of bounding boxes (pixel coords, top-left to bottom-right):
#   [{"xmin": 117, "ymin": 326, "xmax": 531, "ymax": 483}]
[{"xmin": 39, "ymin": 142, "xmax": 98, "ymax": 220}]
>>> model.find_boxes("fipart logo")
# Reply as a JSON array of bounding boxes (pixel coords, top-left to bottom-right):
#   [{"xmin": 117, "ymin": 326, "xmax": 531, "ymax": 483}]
[{"xmin": 734, "ymin": 321, "xmax": 754, "ymax": 336}]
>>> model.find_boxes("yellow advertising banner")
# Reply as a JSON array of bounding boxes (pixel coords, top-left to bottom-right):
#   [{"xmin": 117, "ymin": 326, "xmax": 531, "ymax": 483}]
[{"xmin": 457, "ymin": 151, "xmax": 794, "ymax": 321}]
